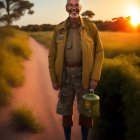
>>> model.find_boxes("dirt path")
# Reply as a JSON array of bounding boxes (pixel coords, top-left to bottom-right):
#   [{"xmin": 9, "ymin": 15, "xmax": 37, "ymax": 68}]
[{"xmin": 0, "ymin": 37, "xmax": 81, "ymax": 140}]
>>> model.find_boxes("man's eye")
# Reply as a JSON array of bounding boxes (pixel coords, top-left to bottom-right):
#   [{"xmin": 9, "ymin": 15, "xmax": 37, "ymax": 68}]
[
  {"xmin": 67, "ymin": 3, "xmax": 79, "ymax": 7},
  {"xmin": 75, "ymin": 4, "xmax": 79, "ymax": 7},
  {"xmin": 68, "ymin": 4, "xmax": 73, "ymax": 7}
]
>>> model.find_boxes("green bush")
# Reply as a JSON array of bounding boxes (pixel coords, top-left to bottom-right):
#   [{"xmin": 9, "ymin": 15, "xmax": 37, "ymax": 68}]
[
  {"xmin": 11, "ymin": 106, "xmax": 42, "ymax": 133},
  {"xmin": 0, "ymin": 77, "xmax": 12, "ymax": 106},
  {"xmin": 93, "ymin": 54, "xmax": 140, "ymax": 140}
]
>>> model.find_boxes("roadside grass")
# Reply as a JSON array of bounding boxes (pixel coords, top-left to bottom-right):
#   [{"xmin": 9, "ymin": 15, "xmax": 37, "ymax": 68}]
[
  {"xmin": 11, "ymin": 106, "xmax": 42, "ymax": 133},
  {"xmin": 0, "ymin": 27, "xmax": 16, "ymax": 38},
  {"xmin": 0, "ymin": 78, "xmax": 12, "ymax": 106},
  {"xmin": 3, "ymin": 35, "xmax": 31, "ymax": 59},
  {"xmin": 0, "ymin": 27, "xmax": 31, "ymax": 106},
  {"xmin": 100, "ymin": 31, "xmax": 140, "ymax": 58},
  {"xmin": 0, "ymin": 48, "xmax": 24, "ymax": 86},
  {"xmin": 29, "ymin": 31, "xmax": 53, "ymax": 48}
]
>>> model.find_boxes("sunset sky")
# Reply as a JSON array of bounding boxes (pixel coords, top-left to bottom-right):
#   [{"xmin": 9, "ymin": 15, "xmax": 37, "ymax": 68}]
[{"xmin": 14, "ymin": 0, "xmax": 140, "ymax": 26}]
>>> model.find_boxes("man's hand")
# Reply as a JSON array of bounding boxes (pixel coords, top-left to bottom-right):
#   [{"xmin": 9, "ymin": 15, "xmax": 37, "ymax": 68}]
[
  {"xmin": 52, "ymin": 82, "xmax": 60, "ymax": 90},
  {"xmin": 90, "ymin": 79, "xmax": 98, "ymax": 90}
]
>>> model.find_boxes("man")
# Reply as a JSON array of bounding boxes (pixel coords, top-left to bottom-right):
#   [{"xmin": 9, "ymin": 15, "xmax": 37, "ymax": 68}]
[{"xmin": 48, "ymin": 0, "xmax": 104, "ymax": 140}]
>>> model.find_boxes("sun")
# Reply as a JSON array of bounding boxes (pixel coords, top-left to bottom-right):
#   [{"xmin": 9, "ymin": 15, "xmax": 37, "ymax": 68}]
[{"xmin": 128, "ymin": 6, "xmax": 140, "ymax": 26}]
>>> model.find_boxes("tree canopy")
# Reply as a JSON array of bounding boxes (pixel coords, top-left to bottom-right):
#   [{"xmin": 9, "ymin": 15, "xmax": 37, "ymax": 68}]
[
  {"xmin": 81, "ymin": 10, "xmax": 95, "ymax": 19},
  {"xmin": 0, "ymin": 0, "xmax": 34, "ymax": 26}
]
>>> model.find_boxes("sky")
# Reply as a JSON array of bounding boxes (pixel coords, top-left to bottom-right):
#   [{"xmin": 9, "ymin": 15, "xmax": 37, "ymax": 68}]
[{"xmin": 13, "ymin": 0, "xmax": 140, "ymax": 26}]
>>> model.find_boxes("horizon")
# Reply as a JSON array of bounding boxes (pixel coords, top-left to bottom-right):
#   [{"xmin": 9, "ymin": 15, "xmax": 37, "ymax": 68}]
[{"xmin": 9, "ymin": 0, "xmax": 140, "ymax": 26}]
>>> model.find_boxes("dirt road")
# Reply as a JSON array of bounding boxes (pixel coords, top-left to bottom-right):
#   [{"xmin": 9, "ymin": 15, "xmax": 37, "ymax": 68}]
[{"xmin": 0, "ymin": 38, "xmax": 82, "ymax": 140}]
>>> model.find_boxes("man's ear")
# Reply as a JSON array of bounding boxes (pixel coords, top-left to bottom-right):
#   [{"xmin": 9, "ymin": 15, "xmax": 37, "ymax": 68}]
[{"xmin": 66, "ymin": 5, "xmax": 68, "ymax": 12}]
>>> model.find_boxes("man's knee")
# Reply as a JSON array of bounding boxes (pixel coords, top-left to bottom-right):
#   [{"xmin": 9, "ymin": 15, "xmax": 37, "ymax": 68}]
[
  {"xmin": 63, "ymin": 115, "xmax": 73, "ymax": 127},
  {"xmin": 79, "ymin": 114, "xmax": 93, "ymax": 128}
]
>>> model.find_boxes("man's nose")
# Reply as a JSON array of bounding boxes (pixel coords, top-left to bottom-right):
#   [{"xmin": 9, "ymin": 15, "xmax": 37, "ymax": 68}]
[{"xmin": 71, "ymin": 5, "xmax": 77, "ymax": 9}]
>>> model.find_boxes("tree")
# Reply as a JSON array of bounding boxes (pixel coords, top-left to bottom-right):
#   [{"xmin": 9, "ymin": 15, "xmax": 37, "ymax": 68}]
[
  {"xmin": 81, "ymin": 10, "xmax": 95, "ymax": 19},
  {"xmin": 0, "ymin": 0, "xmax": 34, "ymax": 26}
]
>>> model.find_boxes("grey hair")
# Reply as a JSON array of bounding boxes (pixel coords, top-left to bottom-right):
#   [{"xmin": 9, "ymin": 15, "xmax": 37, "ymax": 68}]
[{"xmin": 66, "ymin": 0, "xmax": 82, "ymax": 5}]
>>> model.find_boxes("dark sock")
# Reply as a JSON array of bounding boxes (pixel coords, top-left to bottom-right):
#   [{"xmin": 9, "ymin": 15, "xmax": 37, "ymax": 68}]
[
  {"xmin": 81, "ymin": 126, "xmax": 89, "ymax": 140},
  {"xmin": 63, "ymin": 127, "xmax": 71, "ymax": 140}
]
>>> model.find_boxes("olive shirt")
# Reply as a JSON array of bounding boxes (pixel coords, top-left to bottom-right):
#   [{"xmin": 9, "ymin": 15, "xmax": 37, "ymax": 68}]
[
  {"xmin": 48, "ymin": 17, "xmax": 104, "ymax": 89},
  {"xmin": 65, "ymin": 27, "xmax": 82, "ymax": 66}
]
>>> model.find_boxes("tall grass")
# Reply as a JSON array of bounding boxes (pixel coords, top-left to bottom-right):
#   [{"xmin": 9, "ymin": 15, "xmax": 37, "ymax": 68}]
[
  {"xmin": 11, "ymin": 106, "xmax": 42, "ymax": 133},
  {"xmin": 0, "ymin": 27, "xmax": 31, "ymax": 106},
  {"xmin": 100, "ymin": 32, "xmax": 140, "ymax": 58},
  {"xmin": 0, "ymin": 27, "xmax": 16, "ymax": 38},
  {"xmin": 29, "ymin": 31, "xmax": 53, "ymax": 48},
  {"xmin": 0, "ymin": 48, "xmax": 24, "ymax": 86},
  {"xmin": 0, "ymin": 77, "xmax": 12, "ymax": 106},
  {"xmin": 3, "ymin": 37, "xmax": 31, "ymax": 59}
]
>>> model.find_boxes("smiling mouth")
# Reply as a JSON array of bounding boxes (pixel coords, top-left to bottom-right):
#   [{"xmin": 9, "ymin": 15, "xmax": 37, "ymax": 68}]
[
  {"xmin": 69, "ymin": 9, "xmax": 79, "ymax": 17},
  {"xmin": 70, "ymin": 9, "xmax": 79, "ymax": 12},
  {"xmin": 71, "ymin": 12, "xmax": 77, "ymax": 15}
]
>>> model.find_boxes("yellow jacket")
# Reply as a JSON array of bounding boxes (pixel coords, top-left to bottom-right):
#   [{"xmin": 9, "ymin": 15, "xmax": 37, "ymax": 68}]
[{"xmin": 48, "ymin": 17, "xmax": 104, "ymax": 89}]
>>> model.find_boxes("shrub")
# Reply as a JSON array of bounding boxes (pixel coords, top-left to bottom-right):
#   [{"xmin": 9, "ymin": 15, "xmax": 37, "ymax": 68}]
[
  {"xmin": 0, "ymin": 77, "xmax": 12, "ymax": 106},
  {"xmin": 93, "ymin": 54, "xmax": 140, "ymax": 140},
  {"xmin": 4, "ymin": 37, "xmax": 31, "ymax": 59},
  {"xmin": 0, "ymin": 27, "xmax": 16, "ymax": 39},
  {"xmin": 11, "ymin": 106, "xmax": 42, "ymax": 133},
  {"xmin": 0, "ymin": 48, "xmax": 24, "ymax": 86}
]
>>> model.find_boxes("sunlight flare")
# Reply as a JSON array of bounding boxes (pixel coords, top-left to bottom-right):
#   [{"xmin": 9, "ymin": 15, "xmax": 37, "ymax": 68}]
[{"xmin": 128, "ymin": 6, "xmax": 140, "ymax": 26}]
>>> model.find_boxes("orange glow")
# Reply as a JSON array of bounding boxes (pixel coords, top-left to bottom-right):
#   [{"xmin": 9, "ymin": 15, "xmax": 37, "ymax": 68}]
[{"xmin": 128, "ymin": 6, "xmax": 140, "ymax": 26}]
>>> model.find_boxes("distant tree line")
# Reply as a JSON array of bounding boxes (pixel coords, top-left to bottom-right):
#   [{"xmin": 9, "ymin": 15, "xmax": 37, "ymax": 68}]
[
  {"xmin": 20, "ymin": 24, "xmax": 56, "ymax": 32},
  {"xmin": 18, "ymin": 16, "xmax": 140, "ymax": 32},
  {"xmin": 94, "ymin": 16, "xmax": 140, "ymax": 32}
]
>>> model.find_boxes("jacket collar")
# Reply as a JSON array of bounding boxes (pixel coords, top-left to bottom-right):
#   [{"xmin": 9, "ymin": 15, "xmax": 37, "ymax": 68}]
[{"xmin": 58, "ymin": 16, "xmax": 86, "ymax": 30}]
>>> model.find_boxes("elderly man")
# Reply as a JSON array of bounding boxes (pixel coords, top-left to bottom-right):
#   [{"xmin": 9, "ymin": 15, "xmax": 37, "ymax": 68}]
[{"xmin": 48, "ymin": 0, "xmax": 104, "ymax": 140}]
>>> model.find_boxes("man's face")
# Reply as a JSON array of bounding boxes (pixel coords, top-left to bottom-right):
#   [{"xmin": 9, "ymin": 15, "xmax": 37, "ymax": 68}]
[{"xmin": 66, "ymin": 0, "xmax": 81, "ymax": 19}]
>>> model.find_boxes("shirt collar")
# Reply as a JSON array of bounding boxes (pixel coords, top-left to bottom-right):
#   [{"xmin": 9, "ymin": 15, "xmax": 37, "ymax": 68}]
[{"xmin": 60, "ymin": 16, "xmax": 85, "ymax": 30}]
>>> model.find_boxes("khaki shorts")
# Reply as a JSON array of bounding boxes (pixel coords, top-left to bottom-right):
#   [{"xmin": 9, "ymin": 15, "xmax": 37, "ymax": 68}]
[{"xmin": 56, "ymin": 66, "xmax": 88, "ymax": 116}]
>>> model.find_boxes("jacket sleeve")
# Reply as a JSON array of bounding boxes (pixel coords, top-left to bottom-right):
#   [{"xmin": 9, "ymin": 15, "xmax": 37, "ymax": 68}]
[
  {"xmin": 91, "ymin": 25, "xmax": 104, "ymax": 81},
  {"xmin": 48, "ymin": 30, "xmax": 57, "ymax": 84}
]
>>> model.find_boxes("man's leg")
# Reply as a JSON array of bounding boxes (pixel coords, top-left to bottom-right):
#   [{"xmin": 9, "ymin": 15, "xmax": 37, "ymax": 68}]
[
  {"xmin": 56, "ymin": 84, "xmax": 75, "ymax": 140},
  {"xmin": 75, "ymin": 86, "xmax": 93, "ymax": 140},
  {"xmin": 79, "ymin": 114, "xmax": 93, "ymax": 140},
  {"xmin": 63, "ymin": 115, "xmax": 73, "ymax": 140},
  {"xmin": 77, "ymin": 90, "xmax": 93, "ymax": 140}
]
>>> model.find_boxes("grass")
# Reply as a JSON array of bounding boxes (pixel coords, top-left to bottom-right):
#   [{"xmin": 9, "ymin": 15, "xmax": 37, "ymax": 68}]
[
  {"xmin": 1, "ymin": 27, "xmax": 32, "ymax": 59},
  {"xmin": 0, "ymin": 77, "xmax": 12, "ymax": 106},
  {"xmin": 4, "ymin": 35, "xmax": 31, "ymax": 59},
  {"xmin": 0, "ymin": 27, "xmax": 16, "ymax": 38},
  {"xmin": 0, "ymin": 27, "xmax": 31, "ymax": 106},
  {"xmin": 100, "ymin": 31, "xmax": 140, "ymax": 58},
  {"xmin": 30, "ymin": 31, "xmax": 53, "ymax": 48},
  {"xmin": 11, "ymin": 106, "xmax": 42, "ymax": 133},
  {"xmin": 0, "ymin": 48, "xmax": 24, "ymax": 86}
]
